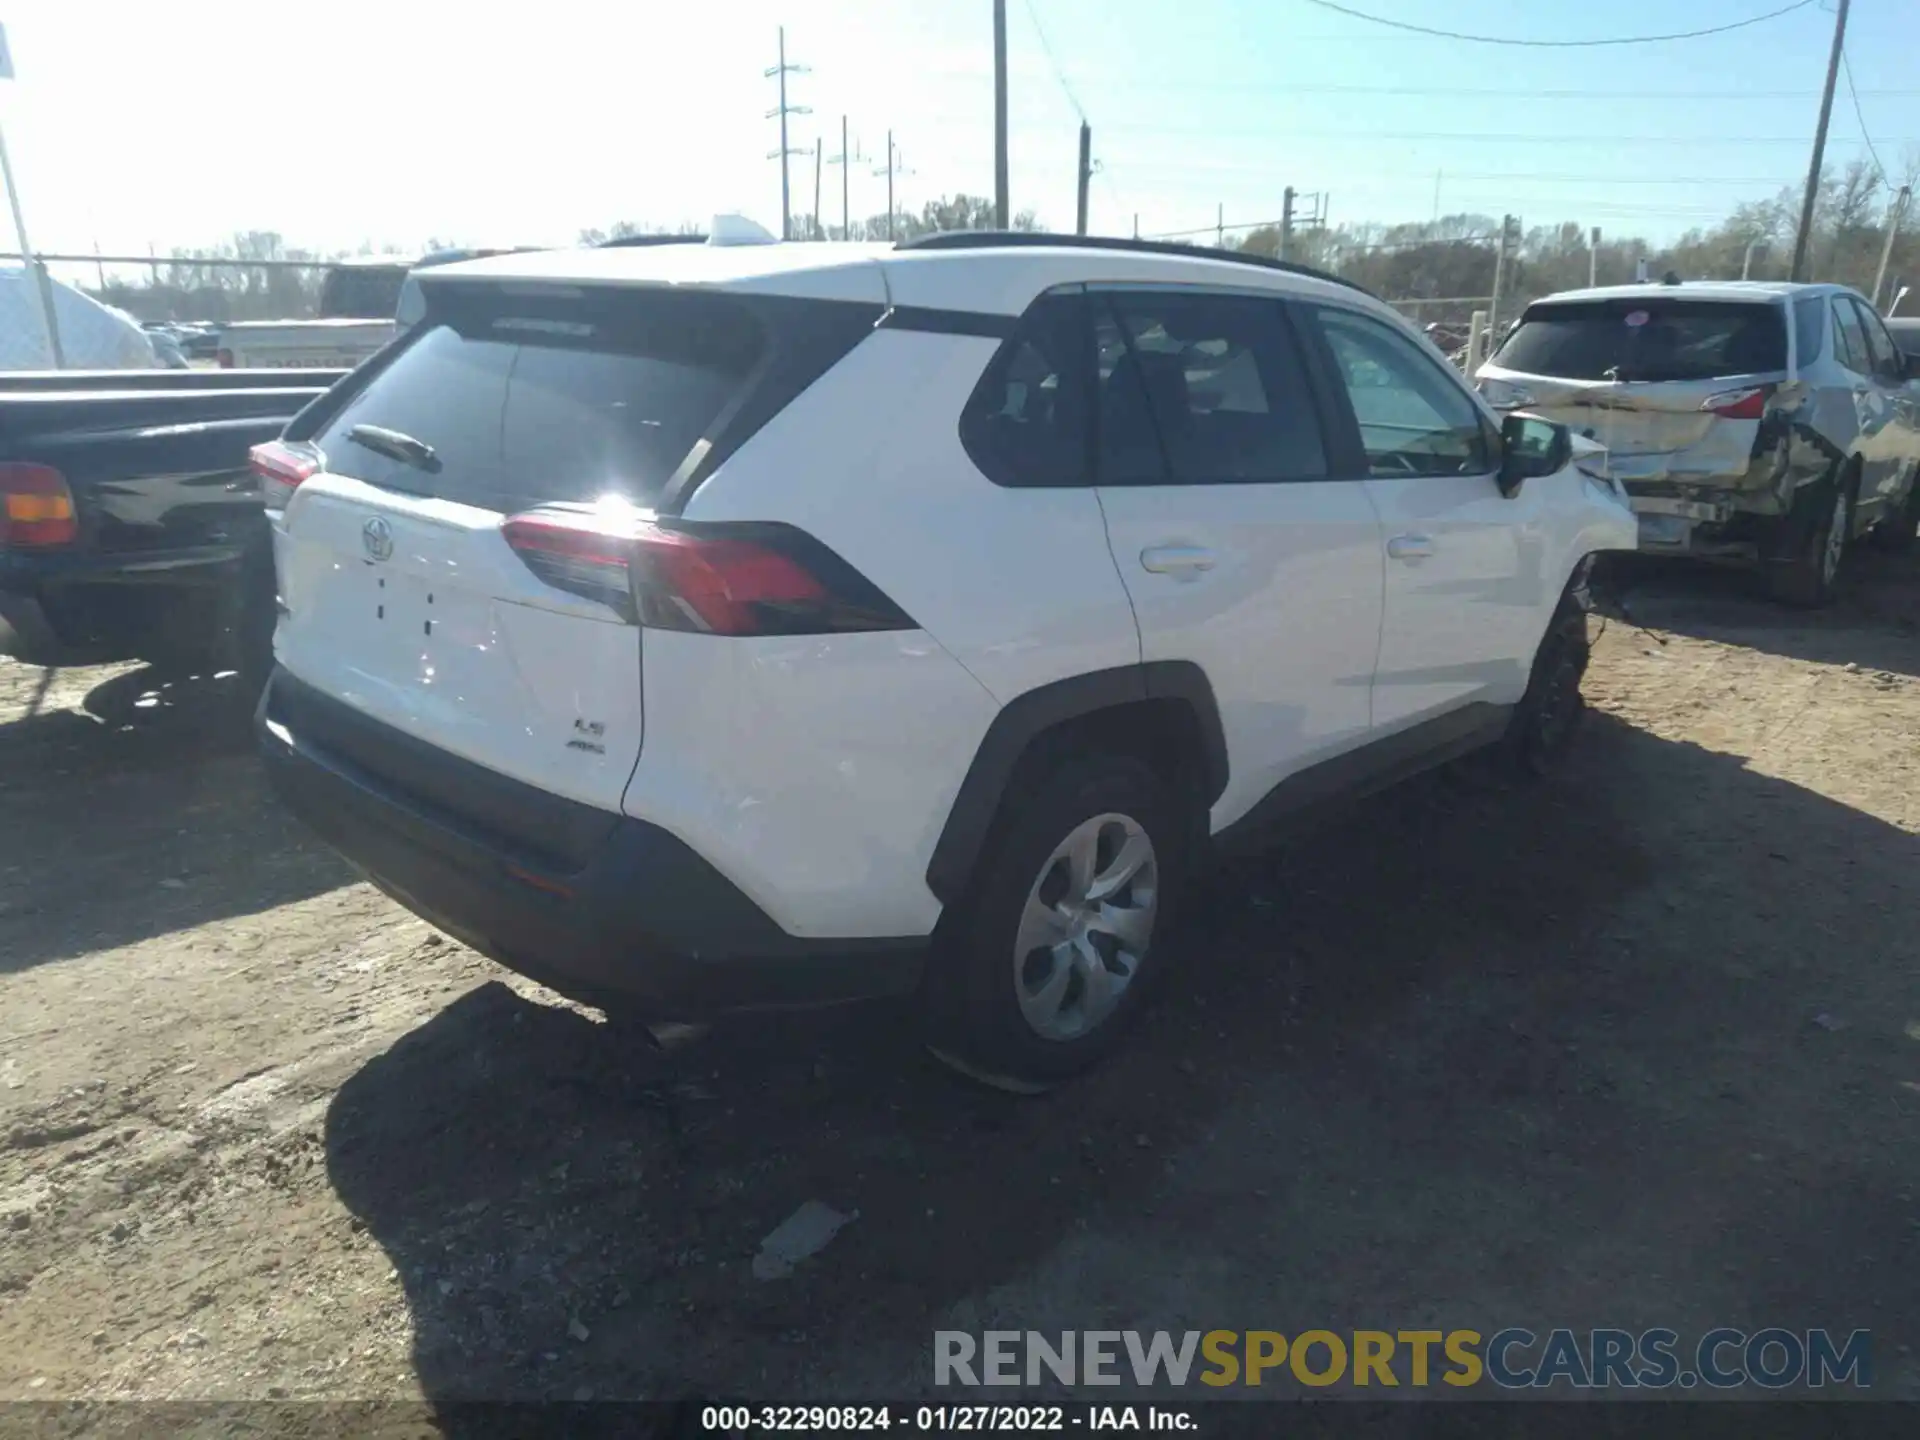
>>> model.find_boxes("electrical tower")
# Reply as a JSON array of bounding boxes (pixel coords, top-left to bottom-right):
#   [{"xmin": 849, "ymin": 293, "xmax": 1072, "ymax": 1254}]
[{"xmin": 765, "ymin": 27, "xmax": 811, "ymax": 241}]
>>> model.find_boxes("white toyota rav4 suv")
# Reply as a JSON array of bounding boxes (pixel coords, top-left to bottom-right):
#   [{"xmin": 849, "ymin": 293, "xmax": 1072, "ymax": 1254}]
[{"xmin": 253, "ymin": 232, "xmax": 1635, "ymax": 1087}]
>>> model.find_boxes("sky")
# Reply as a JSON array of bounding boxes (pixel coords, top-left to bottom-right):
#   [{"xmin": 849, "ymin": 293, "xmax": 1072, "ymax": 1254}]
[{"xmin": 2, "ymin": 0, "xmax": 1917, "ymax": 275}]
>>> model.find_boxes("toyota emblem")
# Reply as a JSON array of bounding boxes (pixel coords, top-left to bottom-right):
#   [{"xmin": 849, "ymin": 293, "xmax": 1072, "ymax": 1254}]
[{"xmin": 362, "ymin": 516, "xmax": 394, "ymax": 562}]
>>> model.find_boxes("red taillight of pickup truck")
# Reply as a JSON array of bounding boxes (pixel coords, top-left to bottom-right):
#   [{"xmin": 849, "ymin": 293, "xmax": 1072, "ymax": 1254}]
[
  {"xmin": 216, "ymin": 348, "xmax": 235, "ymax": 369},
  {"xmin": 0, "ymin": 463, "xmax": 78, "ymax": 549},
  {"xmin": 249, "ymin": 441, "xmax": 321, "ymax": 510}
]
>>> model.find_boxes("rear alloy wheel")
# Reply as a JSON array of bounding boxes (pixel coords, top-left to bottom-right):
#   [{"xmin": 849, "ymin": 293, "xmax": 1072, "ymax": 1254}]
[
  {"xmin": 1767, "ymin": 476, "xmax": 1851, "ymax": 608},
  {"xmin": 927, "ymin": 754, "xmax": 1189, "ymax": 1091},
  {"xmin": 1011, "ymin": 812, "xmax": 1159, "ymax": 1042}
]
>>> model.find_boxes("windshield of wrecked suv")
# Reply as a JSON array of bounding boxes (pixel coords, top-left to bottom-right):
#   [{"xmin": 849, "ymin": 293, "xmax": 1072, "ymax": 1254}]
[{"xmin": 1494, "ymin": 298, "xmax": 1786, "ymax": 383}]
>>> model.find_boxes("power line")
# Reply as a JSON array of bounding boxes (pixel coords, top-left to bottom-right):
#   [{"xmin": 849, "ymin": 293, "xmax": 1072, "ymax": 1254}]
[
  {"xmin": 1840, "ymin": 49, "xmax": 1887, "ymax": 181},
  {"xmin": 1093, "ymin": 128, "xmax": 1904, "ymax": 147},
  {"xmin": 1020, "ymin": 0, "xmax": 1086, "ymax": 123},
  {"xmin": 1300, "ymin": 0, "xmax": 1817, "ymax": 47}
]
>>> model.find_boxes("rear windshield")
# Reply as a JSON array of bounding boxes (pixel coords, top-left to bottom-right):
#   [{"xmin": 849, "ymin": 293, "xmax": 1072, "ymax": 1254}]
[
  {"xmin": 309, "ymin": 285, "xmax": 763, "ymax": 512},
  {"xmin": 1493, "ymin": 298, "xmax": 1786, "ymax": 382},
  {"xmin": 318, "ymin": 265, "xmax": 411, "ymax": 320}
]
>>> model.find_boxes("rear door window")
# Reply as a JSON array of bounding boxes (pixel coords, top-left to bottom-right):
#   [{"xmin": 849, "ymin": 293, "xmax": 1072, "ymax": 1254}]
[
  {"xmin": 1848, "ymin": 297, "xmax": 1900, "ymax": 381},
  {"xmin": 1093, "ymin": 290, "xmax": 1328, "ymax": 485},
  {"xmin": 1494, "ymin": 298, "xmax": 1787, "ymax": 382},
  {"xmin": 311, "ymin": 285, "xmax": 764, "ymax": 513}
]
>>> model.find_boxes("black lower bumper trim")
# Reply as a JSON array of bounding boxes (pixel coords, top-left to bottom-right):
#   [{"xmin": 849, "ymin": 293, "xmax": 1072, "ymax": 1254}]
[{"xmin": 256, "ymin": 667, "xmax": 926, "ymax": 1017}]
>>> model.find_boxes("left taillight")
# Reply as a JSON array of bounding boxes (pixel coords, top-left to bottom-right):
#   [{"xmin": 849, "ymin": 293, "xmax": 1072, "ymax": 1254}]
[
  {"xmin": 249, "ymin": 440, "xmax": 321, "ymax": 510},
  {"xmin": 1702, "ymin": 385, "xmax": 1774, "ymax": 421},
  {"xmin": 0, "ymin": 462, "xmax": 78, "ymax": 549},
  {"xmin": 501, "ymin": 507, "xmax": 914, "ymax": 636}
]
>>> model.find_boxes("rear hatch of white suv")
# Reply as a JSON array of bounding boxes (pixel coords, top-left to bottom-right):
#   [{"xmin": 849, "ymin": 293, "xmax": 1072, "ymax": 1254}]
[
  {"xmin": 259, "ymin": 272, "xmax": 875, "ymax": 866},
  {"xmin": 1479, "ymin": 293, "xmax": 1793, "ymax": 495}
]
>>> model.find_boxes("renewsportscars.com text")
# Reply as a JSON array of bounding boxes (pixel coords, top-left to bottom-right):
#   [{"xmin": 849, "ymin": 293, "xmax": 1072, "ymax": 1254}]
[{"xmin": 933, "ymin": 1328, "xmax": 1872, "ymax": 1390}]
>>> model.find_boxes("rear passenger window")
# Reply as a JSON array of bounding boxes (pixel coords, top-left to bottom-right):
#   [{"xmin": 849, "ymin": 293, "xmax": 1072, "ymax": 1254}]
[
  {"xmin": 1093, "ymin": 291, "xmax": 1328, "ymax": 485},
  {"xmin": 958, "ymin": 292, "xmax": 1091, "ymax": 487},
  {"xmin": 1792, "ymin": 295, "xmax": 1826, "ymax": 368},
  {"xmin": 1312, "ymin": 306, "xmax": 1492, "ymax": 477}
]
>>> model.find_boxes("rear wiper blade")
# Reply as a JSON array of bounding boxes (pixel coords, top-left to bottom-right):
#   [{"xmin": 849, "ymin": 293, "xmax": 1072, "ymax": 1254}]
[{"xmin": 346, "ymin": 423, "xmax": 441, "ymax": 473}]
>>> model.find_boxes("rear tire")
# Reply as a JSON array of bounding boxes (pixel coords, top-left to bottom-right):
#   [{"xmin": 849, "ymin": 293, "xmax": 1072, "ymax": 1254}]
[
  {"xmin": 1766, "ymin": 472, "xmax": 1852, "ymax": 608},
  {"xmin": 924, "ymin": 753, "xmax": 1192, "ymax": 1091}
]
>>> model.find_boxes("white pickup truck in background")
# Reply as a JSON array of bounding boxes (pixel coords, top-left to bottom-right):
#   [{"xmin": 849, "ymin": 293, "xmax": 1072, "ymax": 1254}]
[
  {"xmin": 214, "ymin": 251, "xmax": 526, "ymax": 369},
  {"xmin": 214, "ymin": 258, "xmax": 408, "ymax": 369}
]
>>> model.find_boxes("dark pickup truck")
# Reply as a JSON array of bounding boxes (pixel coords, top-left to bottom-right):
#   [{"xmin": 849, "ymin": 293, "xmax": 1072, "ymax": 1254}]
[{"xmin": 0, "ymin": 369, "xmax": 345, "ymax": 681}]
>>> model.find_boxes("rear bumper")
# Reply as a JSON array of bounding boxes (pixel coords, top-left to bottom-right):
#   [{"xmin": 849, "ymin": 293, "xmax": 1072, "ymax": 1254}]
[{"xmin": 255, "ymin": 667, "xmax": 926, "ymax": 1017}]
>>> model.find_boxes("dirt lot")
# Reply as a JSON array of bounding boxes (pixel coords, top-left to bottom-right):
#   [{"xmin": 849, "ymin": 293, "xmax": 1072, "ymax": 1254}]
[{"xmin": 3, "ymin": 555, "xmax": 1920, "ymax": 1411}]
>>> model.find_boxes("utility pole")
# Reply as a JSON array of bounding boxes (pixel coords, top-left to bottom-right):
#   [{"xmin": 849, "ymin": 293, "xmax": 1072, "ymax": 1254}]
[
  {"xmin": 992, "ymin": 0, "xmax": 1009, "ymax": 229},
  {"xmin": 764, "ymin": 27, "xmax": 812, "ymax": 241},
  {"xmin": 883, "ymin": 131, "xmax": 897, "ymax": 241},
  {"xmin": 1873, "ymin": 185, "xmax": 1912, "ymax": 309},
  {"xmin": 1279, "ymin": 187, "xmax": 1296, "ymax": 262},
  {"xmin": 1075, "ymin": 122, "xmax": 1091, "ymax": 236},
  {"xmin": 1216, "ymin": 203, "xmax": 1224, "ymax": 248},
  {"xmin": 1589, "ymin": 226, "xmax": 1601, "ymax": 288},
  {"xmin": 1488, "ymin": 213, "xmax": 1516, "ymax": 342},
  {"xmin": 0, "ymin": 26, "xmax": 64, "ymax": 368},
  {"xmin": 1132, "ymin": 213, "xmax": 1139, "ymax": 240},
  {"xmin": 1790, "ymin": 0, "xmax": 1850, "ymax": 282},
  {"xmin": 829, "ymin": 115, "xmax": 853, "ymax": 239},
  {"xmin": 812, "ymin": 140, "xmax": 823, "ymax": 241}
]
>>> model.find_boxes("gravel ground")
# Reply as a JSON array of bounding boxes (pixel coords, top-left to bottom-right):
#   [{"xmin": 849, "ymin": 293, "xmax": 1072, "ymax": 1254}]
[{"xmin": 3, "ymin": 554, "xmax": 1919, "ymax": 1412}]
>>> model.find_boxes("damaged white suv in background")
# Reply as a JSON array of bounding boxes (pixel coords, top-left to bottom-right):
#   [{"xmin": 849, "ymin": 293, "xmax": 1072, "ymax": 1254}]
[
  {"xmin": 1479, "ymin": 280, "xmax": 1920, "ymax": 606},
  {"xmin": 254, "ymin": 232, "xmax": 1635, "ymax": 1088}
]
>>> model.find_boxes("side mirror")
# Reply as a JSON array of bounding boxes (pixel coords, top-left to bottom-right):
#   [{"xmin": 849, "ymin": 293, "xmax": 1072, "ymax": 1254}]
[{"xmin": 1497, "ymin": 414, "xmax": 1572, "ymax": 497}]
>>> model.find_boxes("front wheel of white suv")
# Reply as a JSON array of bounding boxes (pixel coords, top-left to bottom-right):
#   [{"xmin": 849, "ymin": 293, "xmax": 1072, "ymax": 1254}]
[
  {"xmin": 1500, "ymin": 605, "xmax": 1591, "ymax": 778},
  {"xmin": 925, "ymin": 753, "xmax": 1192, "ymax": 1091}
]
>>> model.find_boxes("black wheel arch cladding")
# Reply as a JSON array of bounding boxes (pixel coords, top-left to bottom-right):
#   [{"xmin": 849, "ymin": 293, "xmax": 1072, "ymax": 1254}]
[{"xmin": 924, "ymin": 661, "xmax": 1228, "ymax": 907}]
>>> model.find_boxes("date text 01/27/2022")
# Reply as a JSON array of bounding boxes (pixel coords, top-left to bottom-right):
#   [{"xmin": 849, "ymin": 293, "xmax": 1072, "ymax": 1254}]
[{"xmin": 699, "ymin": 1404, "xmax": 1197, "ymax": 1432}]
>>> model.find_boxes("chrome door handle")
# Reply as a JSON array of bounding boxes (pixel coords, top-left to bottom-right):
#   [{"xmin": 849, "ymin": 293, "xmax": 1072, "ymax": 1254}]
[
  {"xmin": 1387, "ymin": 534, "xmax": 1435, "ymax": 560},
  {"xmin": 1140, "ymin": 545, "xmax": 1217, "ymax": 574}
]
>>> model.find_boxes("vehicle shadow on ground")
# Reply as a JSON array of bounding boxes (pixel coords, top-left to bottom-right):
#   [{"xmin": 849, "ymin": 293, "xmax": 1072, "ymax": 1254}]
[
  {"xmin": 0, "ymin": 666, "xmax": 352, "ymax": 974},
  {"xmin": 326, "ymin": 706, "xmax": 1920, "ymax": 1410},
  {"xmin": 1601, "ymin": 550, "xmax": 1920, "ymax": 676}
]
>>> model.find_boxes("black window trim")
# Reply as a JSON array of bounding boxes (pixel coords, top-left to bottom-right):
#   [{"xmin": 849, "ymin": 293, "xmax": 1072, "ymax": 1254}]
[{"xmin": 1296, "ymin": 299, "xmax": 1500, "ymax": 483}]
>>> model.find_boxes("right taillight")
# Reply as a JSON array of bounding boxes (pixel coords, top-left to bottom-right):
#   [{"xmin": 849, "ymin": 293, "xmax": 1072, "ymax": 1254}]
[
  {"xmin": 501, "ymin": 506, "xmax": 914, "ymax": 636},
  {"xmin": 1702, "ymin": 385, "xmax": 1773, "ymax": 420},
  {"xmin": 0, "ymin": 462, "xmax": 78, "ymax": 549},
  {"xmin": 249, "ymin": 440, "xmax": 321, "ymax": 510}
]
